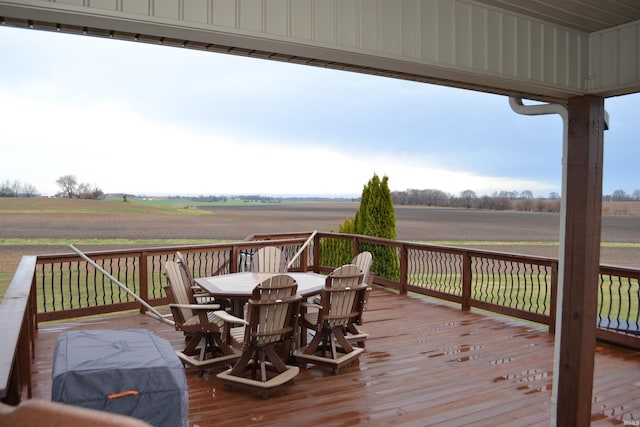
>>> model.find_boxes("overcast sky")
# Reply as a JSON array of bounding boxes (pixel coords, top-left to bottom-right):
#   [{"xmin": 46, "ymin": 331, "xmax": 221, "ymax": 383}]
[{"xmin": 1, "ymin": 25, "xmax": 638, "ymax": 198}]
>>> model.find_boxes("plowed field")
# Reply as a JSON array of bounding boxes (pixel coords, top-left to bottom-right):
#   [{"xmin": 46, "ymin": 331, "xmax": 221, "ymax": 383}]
[{"xmin": 2, "ymin": 199, "xmax": 640, "ymax": 276}]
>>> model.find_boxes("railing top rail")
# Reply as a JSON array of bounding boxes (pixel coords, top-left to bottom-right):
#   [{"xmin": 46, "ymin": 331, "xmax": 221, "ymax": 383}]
[
  {"xmin": 233, "ymin": 237, "xmax": 308, "ymax": 250},
  {"xmin": 0, "ymin": 255, "xmax": 36, "ymax": 399},
  {"xmin": 34, "ymin": 237, "xmax": 310, "ymax": 263},
  {"xmin": 599, "ymin": 263, "xmax": 640, "ymax": 278},
  {"xmin": 464, "ymin": 248, "xmax": 558, "ymax": 266},
  {"xmin": 315, "ymin": 231, "xmax": 404, "ymax": 247},
  {"xmin": 246, "ymin": 231, "xmax": 315, "ymax": 241},
  {"xmin": 318, "ymin": 231, "xmax": 559, "ymax": 267}
]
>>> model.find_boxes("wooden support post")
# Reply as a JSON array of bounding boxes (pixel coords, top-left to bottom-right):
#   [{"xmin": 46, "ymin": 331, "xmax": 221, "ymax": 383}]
[
  {"xmin": 230, "ymin": 248, "xmax": 239, "ymax": 273},
  {"xmin": 462, "ymin": 251, "xmax": 472, "ymax": 311},
  {"xmin": 399, "ymin": 243, "xmax": 408, "ymax": 295},
  {"xmin": 139, "ymin": 252, "xmax": 149, "ymax": 314},
  {"xmin": 313, "ymin": 234, "xmax": 321, "ymax": 272},
  {"xmin": 553, "ymin": 95, "xmax": 605, "ymax": 426},
  {"xmin": 548, "ymin": 260, "xmax": 558, "ymax": 334}
]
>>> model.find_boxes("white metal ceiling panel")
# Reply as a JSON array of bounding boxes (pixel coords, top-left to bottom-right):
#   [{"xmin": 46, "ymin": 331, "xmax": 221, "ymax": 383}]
[{"xmin": 0, "ymin": 0, "xmax": 638, "ymax": 100}]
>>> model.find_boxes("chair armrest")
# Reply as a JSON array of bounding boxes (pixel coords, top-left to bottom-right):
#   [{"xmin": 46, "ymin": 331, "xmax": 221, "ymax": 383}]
[
  {"xmin": 301, "ymin": 301, "xmax": 323, "ymax": 310},
  {"xmin": 213, "ymin": 310, "xmax": 248, "ymax": 325},
  {"xmin": 191, "ymin": 286, "xmax": 212, "ymax": 295},
  {"xmin": 169, "ymin": 303, "xmax": 221, "ymax": 310}
]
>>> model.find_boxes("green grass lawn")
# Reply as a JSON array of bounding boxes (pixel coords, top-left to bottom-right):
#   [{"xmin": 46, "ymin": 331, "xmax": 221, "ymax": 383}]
[
  {"xmin": 0, "ymin": 196, "xmax": 285, "ymax": 216},
  {"xmin": 0, "ymin": 272, "xmax": 11, "ymax": 300},
  {"xmin": 0, "ymin": 238, "xmax": 223, "ymax": 246}
]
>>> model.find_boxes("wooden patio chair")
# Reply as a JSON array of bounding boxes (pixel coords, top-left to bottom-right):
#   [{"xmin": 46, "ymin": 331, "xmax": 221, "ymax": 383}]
[
  {"xmin": 251, "ymin": 246, "xmax": 287, "ymax": 273},
  {"xmin": 164, "ymin": 260, "xmax": 240, "ymax": 369},
  {"xmin": 175, "ymin": 251, "xmax": 225, "ymax": 308},
  {"xmin": 345, "ymin": 251, "xmax": 373, "ymax": 348},
  {"xmin": 215, "ymin": 274, "xmax": 302, "ymax": 398},
  {"xmin": 294, "ymin": 264, "xmax": 367, "ymax": 374}
]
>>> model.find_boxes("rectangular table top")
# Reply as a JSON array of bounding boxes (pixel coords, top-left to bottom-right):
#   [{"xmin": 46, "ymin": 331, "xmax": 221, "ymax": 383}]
[{"xmin": 195, "ymin": 271, "xmax": 326, "ymax": 298}]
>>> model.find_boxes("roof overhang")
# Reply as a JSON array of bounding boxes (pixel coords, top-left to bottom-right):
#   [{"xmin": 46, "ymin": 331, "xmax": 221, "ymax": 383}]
[{"xmin": 1, "ymin": 0, "xmax": 639, "ymax": 103}]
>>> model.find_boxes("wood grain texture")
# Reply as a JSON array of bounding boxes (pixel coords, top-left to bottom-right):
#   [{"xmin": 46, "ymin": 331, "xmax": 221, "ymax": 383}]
[{"xmin": 27, "ymin": 286, "xmax": 640, "ymax": 426}]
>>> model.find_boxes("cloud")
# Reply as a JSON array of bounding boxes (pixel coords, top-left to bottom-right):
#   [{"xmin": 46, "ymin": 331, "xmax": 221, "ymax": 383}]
[
  {"xmin": 3, "ymin": 25, "xmax": 637, "ymax": 198},
  {"xmin": 1, "ymin": 85, "xmax": 553, "ymax": 197}
]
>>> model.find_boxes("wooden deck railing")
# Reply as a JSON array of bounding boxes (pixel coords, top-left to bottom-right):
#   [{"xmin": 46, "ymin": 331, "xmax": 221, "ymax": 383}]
[
  {"xmin": 33, "ymin": 237, "xmax": 310, "ymax": 322},
  {"xmin": 596, "ymin": 264, "xmax": 640, "ymax": 348},
  {"xmin": 314, "ymin": 233, "xmax": 558, "ymax": 325},
  {"xmin": 0, "ymin": 256, "xmax": 37, "ymax": 404},
  {"xmin": 2, "ymin": 230, "xmax": 639, "ymax": 403}
]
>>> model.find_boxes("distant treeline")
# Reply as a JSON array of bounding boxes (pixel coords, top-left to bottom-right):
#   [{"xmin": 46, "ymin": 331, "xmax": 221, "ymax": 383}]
[
  {"xmin": 165, "ymin": 195, "xmax": 280, "ymax": 203},
  {"xmin": 0, "ymin": 180, "xmax": 37, "ymax": 197},
  {"xmin": 164, "ymin": 195, "xmax": 358, "ymax": 203},
  {"xmin": 391, "ymin": 189, "xmax": 562, "ymax": 212},
  {"xmin": 392, "ymin": 188, "xmax": 640, "ymax": 212}
]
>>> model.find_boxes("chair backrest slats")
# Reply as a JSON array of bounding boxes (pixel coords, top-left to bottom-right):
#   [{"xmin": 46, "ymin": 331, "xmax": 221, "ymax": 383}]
[
  {"xmin": 322, "ymin": 264, "xmax": 365, "ymax": 328},
  {"xmin": 175, "ymin": 251, "xmax": 195, "ymax": 287},
  {"xmin": 252, "ymin": 246, "xmax": 287, "ymax": 273},
  {"xmin": 164, "ymin": 261, "xmax": 194, "ymax": 324},
  {"xmin": 246, "ymin": 274, "xmax": 300, "ymax": 347},
  {"xmin": 352, "ymin": 251, "xmax": 372, "ymax": 284}
]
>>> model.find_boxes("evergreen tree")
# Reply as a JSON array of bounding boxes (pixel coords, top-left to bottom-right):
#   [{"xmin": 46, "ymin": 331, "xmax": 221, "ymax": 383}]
[
  {"xmin": 319, "ymin": 215, "xmax": 355, "ymax": 268},
  {"xmin": 322, "ymin": 173, "xmax": 399, "ymax": 280},
  {"xmin": 356, "ymin": 174, "xmax": 398, "ymax": 280},
  {"xmin": 357, "ymin": 174, "xmax": 396, "ymax": 240}
]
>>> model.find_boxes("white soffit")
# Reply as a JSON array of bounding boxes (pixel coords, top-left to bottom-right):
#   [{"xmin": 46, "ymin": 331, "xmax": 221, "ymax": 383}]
[
  {"xmin": 472, "ymin": 0, "xmax": 640, "ymax": 97},
  {"xmin": 471, "ymin": 0, "xmax": 640, "ymax": 33}
]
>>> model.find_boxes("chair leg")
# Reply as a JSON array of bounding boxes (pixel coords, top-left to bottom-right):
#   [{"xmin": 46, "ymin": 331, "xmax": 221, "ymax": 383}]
[
  {"xmin": 259, "ymin": 349, "xmax": 267, "ymax": 382},
  {"xmin": 212, "ymin": 333, "xmax": 236, "ymax": 356},
  {"xmin": 198, "ymin": 336, "xmax": 207, "ymax": 361},
  {"xmin": 264, "ymin": 346, "xmax": 288, "ymax": 373},
  {"xmin": 183, "ymin": 332, "xmax": 204, "ymax": 355},
  {"xmin": 303, "ymin": 330, "xmax": 323, "ymax": 355},
  {"xmin": 333, "ymin": 327, "xmax": 355, "ymax": 353},
  {"xmin": 346, "ymin": 323, "xmax": 367, "ymax": 348},
  {"xmin": 229, "ymin": 351, "xmax": 253, "ymax": 377},
  {"xmin": 329, "ymin": 333, "xmax": 338, "ymax": 359}
]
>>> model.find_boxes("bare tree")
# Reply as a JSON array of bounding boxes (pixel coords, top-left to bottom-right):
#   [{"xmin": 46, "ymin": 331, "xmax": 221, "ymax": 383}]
[
  {"xmin": 56, "ymin": 175, "xmax": 78, "ymax": 198},
  {"xmin": 520, "ymin": 190, "xmax": 534, "ymax": 199},
  {"xmin": 612, "ymin": 189, "xmax": 628, "ymax": 201},
  {"xmin": 21, "ymin": 183, "xmax": 38, "ymax": 197},
  {"xmin": 76, "ymin": 182, "xmax": 104, "ymax": 199},
  {"xmin": 0, "ymin": 180, "xmax": 33, "ymax": 197},
  {"xmin": 0, "ymin": 180, "xmax": 15, "ymax": 196},
  {"xmin": 460, "ymin": 189, "xmax": 476, "ymax": 208}
]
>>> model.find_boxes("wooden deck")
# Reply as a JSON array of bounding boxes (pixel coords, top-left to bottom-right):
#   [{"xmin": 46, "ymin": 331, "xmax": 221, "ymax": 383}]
[{"xmin": 30, "ymin": 288, "xmax": 640, "ymax": 426}]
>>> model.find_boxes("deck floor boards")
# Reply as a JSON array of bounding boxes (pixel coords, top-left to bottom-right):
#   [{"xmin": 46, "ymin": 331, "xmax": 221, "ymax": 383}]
[{"xmin": 29, "ymin": 287, "xmax": 640, "ymax": 426}]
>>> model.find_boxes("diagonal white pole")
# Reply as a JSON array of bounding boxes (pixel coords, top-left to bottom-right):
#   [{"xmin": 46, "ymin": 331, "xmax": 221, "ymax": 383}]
[
  {"xmin": 69, "ymin": 244, "xmax": 174, "ymax": 326},
  {"xmin": 287, "ymin": 230, "xmax": 317, "ymax": 270}
]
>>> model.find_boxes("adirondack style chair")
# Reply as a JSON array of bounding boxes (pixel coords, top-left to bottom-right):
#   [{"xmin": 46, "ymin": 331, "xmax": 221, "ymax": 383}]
[
  {"xmin": 251, "ymin": 246, "xmax": 287, "ymax": 273},
  {"xmin": 294, "ymin": 264, "xmax": 367, "ymax": 374},
  {"xmin": 175, "ymin": 251, "xmax": 223, "ymax": 307},
  {"xmin": 215, "ymin": 274, "xmax": 302, "ymax": 398},
  {"xmin": 345, "ymin": 251, "xmax": 373, "ymax": 347},
  {"xmin": 164, "ymin": 261, "xmax": 240, "ymax": 368}
]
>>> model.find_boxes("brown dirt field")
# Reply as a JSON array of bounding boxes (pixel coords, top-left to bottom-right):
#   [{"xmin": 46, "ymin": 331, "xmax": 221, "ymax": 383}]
[{"xmin": 2, "ymin": 201, "xmax": 640, "ymax": 275}]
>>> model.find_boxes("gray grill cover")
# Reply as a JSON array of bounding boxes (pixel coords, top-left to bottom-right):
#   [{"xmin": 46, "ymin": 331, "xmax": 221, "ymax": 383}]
[{"xmin": 52, "ymin": 329, "xmax": 188, "ymax": 427}]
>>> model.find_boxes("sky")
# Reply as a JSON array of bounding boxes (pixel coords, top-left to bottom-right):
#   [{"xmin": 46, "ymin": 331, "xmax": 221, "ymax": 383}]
[{"xmin": 1, "ymin": 25, "xmax": 639, "ymax": 198}]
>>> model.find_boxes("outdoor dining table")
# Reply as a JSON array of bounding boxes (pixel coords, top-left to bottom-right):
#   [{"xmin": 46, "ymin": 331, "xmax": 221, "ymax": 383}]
[{"xmin": 194, "ymin": 271, "xmax": 327, "ymax": 318}]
